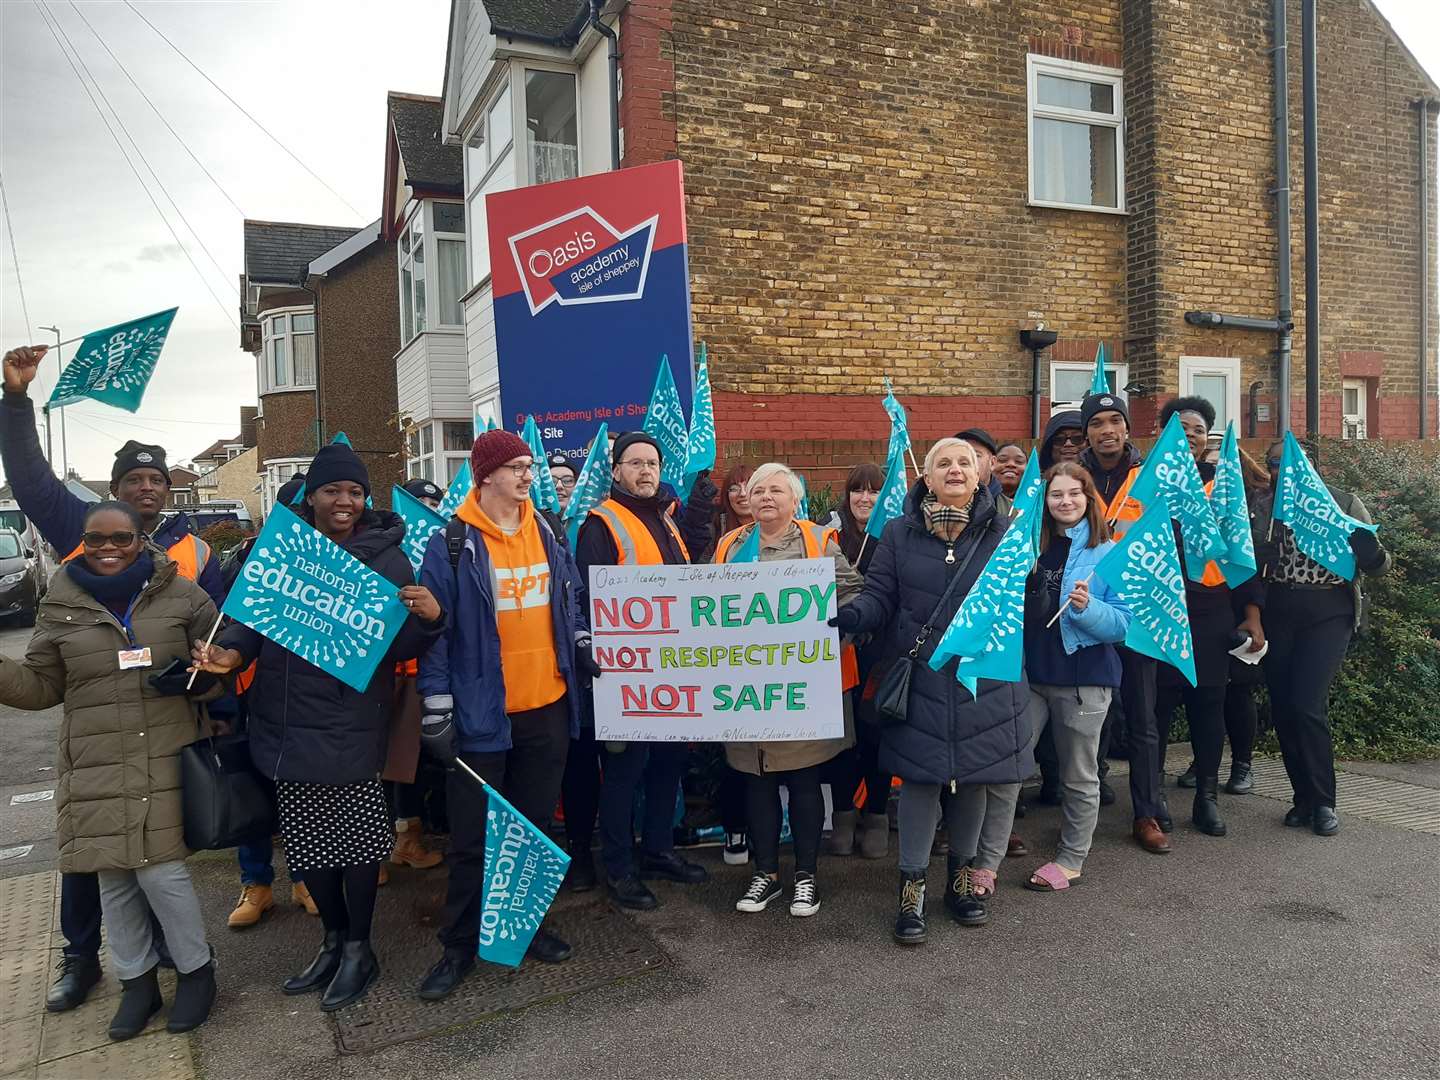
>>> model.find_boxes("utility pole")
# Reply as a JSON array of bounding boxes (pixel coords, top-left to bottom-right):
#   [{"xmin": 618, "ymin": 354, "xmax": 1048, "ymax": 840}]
[{"xmin": 37, "ymin": 325, "xmax": 68, "ymax": 479}]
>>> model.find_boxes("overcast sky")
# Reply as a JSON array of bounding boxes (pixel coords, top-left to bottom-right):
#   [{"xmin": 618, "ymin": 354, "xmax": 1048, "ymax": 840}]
[{"xmin": 1, "ymin": 0, "xmax": 1436, "ymax": 480}]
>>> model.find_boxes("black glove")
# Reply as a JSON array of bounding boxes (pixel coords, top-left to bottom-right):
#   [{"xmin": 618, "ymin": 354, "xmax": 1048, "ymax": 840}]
[
  {"xmin": 148, "ymin": 658, "xmax": 216, "ymax": 696},
  {"xmin": 1347, "ymin": 528, "xmax": 1384, "ymax": 572},
  {"xmin": 687, "ymin": 469, "xmax": 718, "ymax": 511},
  {"xmin": 419, "ymin": 696, "xmax": 457, "ymax": 766},
  {"xmin": 828, "ymin": 605, "xmax": 862, "ymax": 633},
  {"xmin": 576, "ymin": 638, "xmax": 603, "ymax": 680}
]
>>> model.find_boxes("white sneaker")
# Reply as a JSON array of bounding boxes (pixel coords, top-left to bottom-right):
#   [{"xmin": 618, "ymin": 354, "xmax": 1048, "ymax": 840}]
[
  {"xmin": 789, "ymin": 872, "xmax": 820, "ymax": 917},
  {"xmin": 723, "ymin": 832, "xmax": 749, "ymax": 866},
  {"xmin": 735, "ymin": 873, "xmax": 782, "ymax": 913}
]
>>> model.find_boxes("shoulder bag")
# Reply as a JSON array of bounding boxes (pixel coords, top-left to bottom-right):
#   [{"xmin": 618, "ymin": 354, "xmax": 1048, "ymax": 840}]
[{"xmin": 181, "ymin": 705, "xmax": 276, "ymax": 850}]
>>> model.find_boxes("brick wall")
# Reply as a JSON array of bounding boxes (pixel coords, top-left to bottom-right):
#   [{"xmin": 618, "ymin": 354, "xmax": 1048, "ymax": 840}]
[{"xmin": 254, "ymin": 291, "xmax": 317, "ymax": 469}]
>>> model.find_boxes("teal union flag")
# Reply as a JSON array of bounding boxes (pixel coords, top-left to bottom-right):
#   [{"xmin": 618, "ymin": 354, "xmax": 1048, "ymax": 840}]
[
  {"xmin": 477, "ymin": 777, "xmax": 570, "ymax": 969},
  {"xmin": 564, "ymin": 422, "xmax": 613, "ymax": 548},
  {"xmin": 866, "ymin": 449, "xmax": 909, "ymax": 541},
  {"xmin": 1128, "ymin": 413, "xmax": 1227, "ymax": 581},
  {"xmin": 1271, "ymin": 430, "xmax": 1377, "ymax": 581},
  {"xmin": 393, "ymin": 484, "xmax": 446, "ymax": 573},
  {"xmin": 48, "ymin": 307, "xmax": 177, "ymax": 412},
  {"xmin": 521, "ymin": 415, "xmax": 561, "ymax": 514},
  {"xmin": 1089, "ymin": 342, "xmax": 1111, "ymax": 396},
  {"xmin": 438, "ymin": 460, "xmax": 473, "ymax": 519},
  {"xmin": 221, "ymin": 502, "xmax": 409, "ymax": 692},
  {"xmin": 1094, "ymin": 501, "xmax": 1197, "ymax": 686},
  {"xmin": 680, "ymin": 343, "xmax": 716, "ymax": 501},
  {"xmin": 881, "ymin": 377, "xmax": 911, "ymax": 471},
  {"xmin": 724, "ymin": 523, "xmax": 761, "ymax": 563},
  {"xmin": 642, "ymin": 356, "xmax": 689, "ymax": 493},
  {"xmin": 1209, "ymin": 422, "xmax": 1256, "ymax": 587}
]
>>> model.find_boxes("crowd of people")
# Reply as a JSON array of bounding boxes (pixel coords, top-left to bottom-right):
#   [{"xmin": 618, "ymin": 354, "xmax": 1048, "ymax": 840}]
[{"xmin": 0, "ymin": 343, "xmax": 1391, "ymax": 1038}]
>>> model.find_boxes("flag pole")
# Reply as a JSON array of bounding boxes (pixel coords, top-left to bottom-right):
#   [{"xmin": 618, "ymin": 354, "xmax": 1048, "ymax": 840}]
[
  {"xmin": 186, "ymin": 612, "xmax": 224, "ymax": 689},
  {"xmin": 906, "ymin": 446, "xmax": 921, "ymax": 480},
  {"xmin": 455, "ymin": 756, "xmax": 491, "ymax": 791},
  {"xmin": 856, "ymin": 533, "xmax": 870, "ymax": 564},
  {"xmin": 1045, "ymin": 572, "xmax": 1095, "ymax": 629}
]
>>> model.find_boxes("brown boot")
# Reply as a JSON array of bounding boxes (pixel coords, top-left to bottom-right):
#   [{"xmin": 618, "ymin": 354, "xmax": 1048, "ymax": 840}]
[
  {"xmin": 1132, "ymin": 817, "xmax": 1172, "ymax": 855},
  {"xmin": 391, "ymin": 818, "xmax": 443, "ymax": 869},
  {"xmin": 226, "ymin": 883, "xmax": 274, "ymax": 929},
  {"xmin": 378, "ymin": 863, "xmax": 390, "ymax": 886},
  {"xmin": 291, "ymin": 881, "xmax": 319, "ymax": 916}
]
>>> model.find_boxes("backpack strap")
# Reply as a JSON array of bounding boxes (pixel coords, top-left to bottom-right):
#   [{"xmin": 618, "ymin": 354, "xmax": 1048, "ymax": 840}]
[{"xmin": 444, "ymin": 517, "xmax": 467, "ymax": 574}]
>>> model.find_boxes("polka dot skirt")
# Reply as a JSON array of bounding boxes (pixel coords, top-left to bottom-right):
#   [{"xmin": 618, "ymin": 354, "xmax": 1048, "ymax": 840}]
[{"xmin": 276, "ymin": 778, "xmax": 394, "ymax": 873}]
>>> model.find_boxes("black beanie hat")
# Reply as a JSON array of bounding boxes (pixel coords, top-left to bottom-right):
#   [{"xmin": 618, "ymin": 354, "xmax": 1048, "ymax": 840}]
[
  {"xmin": 304, "ymin": 440, "xmax": 371, "ymax": 495},
  {"xmin": 547, "ymin": 451, "xmax": 578, "ymax": 478},
  {"xmin": 953, "ymin": 427, "xmax": 998, "ymax": 455},
  {"xmin": 612, "ymin": 431, "xmax": 662, "ymax": 467},
  {"xmin": 276, "ymin": 473, "xmax": 307, "ymax": 507},
  {"xmin": 1080, "ymin": 392, "xmax": 1131, "ymax": 432},
  {"xmin": 401, "ymin": 477, "xmax": 444, "ymax": 502},
  {"xmin": 111, "ymin": 440, "xmax": 170, "ymax": 486}
]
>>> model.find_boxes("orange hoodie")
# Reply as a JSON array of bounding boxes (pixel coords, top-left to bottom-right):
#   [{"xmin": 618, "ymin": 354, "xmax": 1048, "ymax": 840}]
[{"xmin": 456, "ymin": 492, "xmax": 567, "ymax": 714}]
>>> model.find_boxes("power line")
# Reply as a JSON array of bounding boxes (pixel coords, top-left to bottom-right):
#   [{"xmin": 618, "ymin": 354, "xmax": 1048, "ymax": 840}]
[
  {"xmin": 121, "ymin": 0, "xmax": 364, "ymax": 219},
  {"xmin": 40, "ymin": 3, "xmax": 238, "ymax": 300},
  {"xmin": 31, "ymin": 1, "xmax": 239, "ymax": 329},
  {"xmin": 67, "ymin": 1, "xmax": 246, "ymax": 218},
  {"xmin": 0, "ymin": 169, "xmax": 35, "ymax": 340}
]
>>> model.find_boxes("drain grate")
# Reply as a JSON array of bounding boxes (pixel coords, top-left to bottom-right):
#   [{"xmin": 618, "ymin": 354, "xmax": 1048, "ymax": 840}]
[{"xmin": 331, "ymin": 903, "xmax": 667, "ymax": 1055}]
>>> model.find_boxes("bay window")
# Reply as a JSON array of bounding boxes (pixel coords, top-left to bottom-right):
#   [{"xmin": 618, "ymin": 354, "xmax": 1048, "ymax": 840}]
[
  {"xmin": 406, "ymin": 420, "xmax": 474, "ymax": 482},
  {"xmin": 398, "ymin": 201, "xmax": 465, "ymax": 342},
  {"xmin": 259, "ymin": 308, "xmax": 316, "ymax": 393}
]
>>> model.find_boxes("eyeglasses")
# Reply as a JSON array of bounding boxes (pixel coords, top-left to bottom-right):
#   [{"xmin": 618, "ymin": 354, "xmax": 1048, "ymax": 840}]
[
  {"xmin": 502, "ymin": 463, "xmax": 534, "ymax": 479},
  {"xmin": 727, "ymin": 484, "xmax": 747, "ymax": 494},
  {"xmin": 1055, "ymin": 433, "xmax": 1088, "ymax": 447},
  {"xmin": 552, "ymin": 475, "xmax": 577, "ymax": 490},
  {"xmin": 620, "ymin": 459, "xmax": 661, "ymax": 472},
  {"xmin": 82, "ymin": 531, "xmax": 137, "ymax": 548}
]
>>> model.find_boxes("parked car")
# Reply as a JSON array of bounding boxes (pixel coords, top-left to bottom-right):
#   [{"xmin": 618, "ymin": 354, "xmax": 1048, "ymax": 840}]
[
  {"xmin": 0, "ymin": 528, "xmax": 45, "ymax": 626},
  {"xmin": 174, "ymin": 501, "xmax": 254, "ymax": 534}
]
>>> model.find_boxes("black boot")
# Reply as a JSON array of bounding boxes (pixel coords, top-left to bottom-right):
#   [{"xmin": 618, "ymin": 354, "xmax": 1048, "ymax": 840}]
[
  {"xmin": 892, "ymin": 870, "xmax": 926, "ymax": 945},
  {"xmin": 1192, "ymin": 776, "xmax": 1227, "ymax": 836},
  {"xmin": 167, "ymin": 960, "xmax": 217, "ymax": 1033},
  {"xmin": 525, "ymin": 929, "xmax": 573, "ymax": 964},
  {"xmin": 107, "ymin": 966, "xmax": 162, "ymax": 1041},
  {"xmin": 46, "ymin": 954, "xmax": 102, "ymax": 1012},
  {"xmin": 1225, "ymin": 760, "xmax": 1254, "ymax": 795},
  {"xmin": 282, "ymin": 931, "xmax": 344, "ymax": 995},
  {"xmin": 1177, "ymin": 762, "xmax": 1198, "ymax": 789},
  {"xmin": 944, "ymin": 855, "xmax": 989, "ymax": 926},
  {"xmin": 320, "ymin": 940, "xmax": 379, "ymax": 1012},
  {"xmin": 1156, "ymin": 792, "xmax": 1174, "ymax": 833},
  {"xmin": 565, "ymin": 847, "xmax": 597, "ymax": 892}
]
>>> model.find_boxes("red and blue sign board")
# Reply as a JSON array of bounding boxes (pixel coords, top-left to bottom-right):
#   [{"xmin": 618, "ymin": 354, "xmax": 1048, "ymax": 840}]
[{"xmin": 486, "ymin": 160, "xmax": 693, "ymax": 458}]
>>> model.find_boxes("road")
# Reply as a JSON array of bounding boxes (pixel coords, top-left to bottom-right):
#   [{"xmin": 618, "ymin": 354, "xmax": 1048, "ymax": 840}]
[{"xmin": 0, "ymin": 621, "xmax": 64, "ymax": 877}]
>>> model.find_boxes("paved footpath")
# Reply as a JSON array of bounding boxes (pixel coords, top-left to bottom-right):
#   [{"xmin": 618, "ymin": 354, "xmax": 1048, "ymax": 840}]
[{"xmin": 2, "ymin": 608, "xmax": 1437, "ymax": 1078}]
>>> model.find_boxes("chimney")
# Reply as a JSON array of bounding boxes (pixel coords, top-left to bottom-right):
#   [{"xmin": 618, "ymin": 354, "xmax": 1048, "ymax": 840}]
[{"xmin": 239, "ymin": 406, "xmax": 259, "ymax": 447}]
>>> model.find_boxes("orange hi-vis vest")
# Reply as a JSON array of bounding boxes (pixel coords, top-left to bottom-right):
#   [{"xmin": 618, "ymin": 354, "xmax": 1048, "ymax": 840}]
[
  {"xmin": 714, "ymin": 520, "xmax": 860, "ymax": 692},
  {"xmin": 1101, "ymin": 466, "xmax": 1145, "ymax": 541},
  {"xmin": 588, "ymin": 499, "xmax": 691, "ymax": 565},
  {"xmin": 1199, "ymin": 479, "xmax": 1226, "ymax": 587},
  {"xmin": 66, "ymin": 531, "xmax": 210, "ymax": 581}
]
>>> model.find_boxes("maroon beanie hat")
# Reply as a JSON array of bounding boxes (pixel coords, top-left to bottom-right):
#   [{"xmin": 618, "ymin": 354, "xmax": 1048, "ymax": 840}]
[{"xmin": 470, "ymin": 429, "xmax": 533, "ymax": 483}]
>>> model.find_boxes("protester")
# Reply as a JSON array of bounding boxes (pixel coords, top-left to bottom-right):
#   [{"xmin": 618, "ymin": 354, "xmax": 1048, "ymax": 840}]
[
  {"xmin": 0, "ymin": 502, "xmax": 220, "ymax": 1039},
  {"xmin": 1020, "ymin": 465, "xmax": 1131, "ymax": 890},
  {"xmin": 711, "ymin": 464, "xmax": 863, "ymax": 915},
  {"xmin": 2, "ymin": 343, "xmax": 226, "ymax": 1012},
  {"xmin": 1078, "ymin": 393, "xmax": 1172, "ymax": 853},
  {"xmin": 410, "ymin": 430, "xmax": 595, "ymax": 998},
  {"xmin": 832, "ymin": 438, "xmax": 1032, "ymax": 944},
  {"xmin": 401, "ymin": 477, "xmax": 445, "ymax": 511},
  {"xmin": 1038, "ymin": 409, "xmax": 1085, "ymax": 470},
  {"xmin": 826, "ymin": 462, "xmax": 892, "ymax": 857},
  {"xmin": 993, "ymin": 442, "xmax": 1027, "ymax": 501},
  {"xmin": 547, "ymin": 453, "xmax": 579, "ymax": 513},
  {"xmin": 1258, "ymin": 440, "xmax": 1390, "ymax": 836},
  {"xmin": 574, "ymin": 432, "xmax": 711, "ymax": 910},
  {"xmin": 954, "ymin": 427, "xmax": 1009, "ymax": 515},
  {"xmin": 716, "ymin": 462, "xmax": 755, "ymax": 537},
  {"xmin": 192, "ymin": 441, "xmax": 443, "ymax": 1011}
]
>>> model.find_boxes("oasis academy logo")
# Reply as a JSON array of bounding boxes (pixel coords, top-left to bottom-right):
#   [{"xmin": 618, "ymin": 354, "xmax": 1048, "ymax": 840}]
[{"xmin": 508, "ymin": 206, "xmax": 659, "ymax": 315}]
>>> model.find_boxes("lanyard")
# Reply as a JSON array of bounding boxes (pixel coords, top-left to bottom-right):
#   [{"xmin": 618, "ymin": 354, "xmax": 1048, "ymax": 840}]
[{"xmin": 118, "ymin": 590, "xmax": 145, "ymax": 648}]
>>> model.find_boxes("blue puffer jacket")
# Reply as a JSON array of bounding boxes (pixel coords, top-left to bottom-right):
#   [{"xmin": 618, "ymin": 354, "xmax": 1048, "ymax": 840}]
[
  {"xmin": 1056, "ymin": 519, "xmax": 1131, "ymax": 654},
  {"xmin": 843, "ymin": 482, "xmax": 1033, "ymax": 787},
  {"xmin": 418, "ymin": 514, "xmax": 585, "ymax": 753}
]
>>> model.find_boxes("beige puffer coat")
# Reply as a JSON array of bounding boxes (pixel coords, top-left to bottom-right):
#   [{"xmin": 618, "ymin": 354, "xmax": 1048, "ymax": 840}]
[{"xmin": 0, "ymin": 550, "xmax": 218, "ymax": 873}]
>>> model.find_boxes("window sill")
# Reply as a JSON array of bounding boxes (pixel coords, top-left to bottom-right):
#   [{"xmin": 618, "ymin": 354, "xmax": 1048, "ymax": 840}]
[
  {"xmin": 460, "ymin": 275, "xmax": 493, "ymax": 306},
  {"xmin": 258, "ymin": 385, "xmax": 317, "ymax": 396},
  {"xmin": 1028, "ymin": 199, "xmax": 1129, "ymax": 216}
]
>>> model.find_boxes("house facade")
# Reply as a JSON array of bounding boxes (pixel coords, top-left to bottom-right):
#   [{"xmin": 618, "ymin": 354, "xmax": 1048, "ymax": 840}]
[{"xmin": 440, "ymin": 0, "xmax": 1437, "ymax": 479}]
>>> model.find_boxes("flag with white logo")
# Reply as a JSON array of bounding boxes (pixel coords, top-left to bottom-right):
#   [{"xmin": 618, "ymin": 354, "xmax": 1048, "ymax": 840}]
[
  {"xmin": 1271, "ymin": 430, "xmax": 1377, "ymax": 580},
  {"xmin": 48, "ymin": 307, "xmax": 177, "ymax": 413}
]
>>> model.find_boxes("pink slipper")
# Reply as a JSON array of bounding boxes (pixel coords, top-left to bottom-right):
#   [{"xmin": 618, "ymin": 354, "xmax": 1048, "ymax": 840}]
[
  {"xmin": 971, "ymin": 868, "xmax": 997, "ymax": 897},
  {"xmin": 1024, "ymin": 862, "xmax": 1081, "ymax": 892}
]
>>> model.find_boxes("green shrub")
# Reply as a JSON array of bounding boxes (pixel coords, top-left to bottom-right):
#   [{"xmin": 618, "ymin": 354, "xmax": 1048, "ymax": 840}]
[
  {"xmin": 805, "ymin": 484, "xmax": 839, "ymax": 524},
  {"xmin": 200, "ymin": 520, "xmax": 249, "ymax": 558},
  {"xmin": 1315, "ymin": 439, "xmax": 1440, "ymax": 760}
]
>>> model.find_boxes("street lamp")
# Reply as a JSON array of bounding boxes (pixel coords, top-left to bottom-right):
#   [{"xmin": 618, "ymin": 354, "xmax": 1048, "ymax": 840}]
[{"xmin": 36, "ymin": 325, "xmax": 68, "ymax": 479}]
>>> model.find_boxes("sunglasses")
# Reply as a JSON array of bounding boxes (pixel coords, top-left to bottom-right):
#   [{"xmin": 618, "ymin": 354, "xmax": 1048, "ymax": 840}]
[
  {"xmin": 82, "ymin": 531, "xmax": 137, "ymax": 548},
  {"xmin": 1055, "ymin": 433, "xmax": 1088, "ymax": 446}
]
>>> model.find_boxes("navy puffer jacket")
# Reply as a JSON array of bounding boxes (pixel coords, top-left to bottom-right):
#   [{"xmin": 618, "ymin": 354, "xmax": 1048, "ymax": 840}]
[{"xmin": 843, "ymin": 482, "xmax": 1034, "ymax": 787}]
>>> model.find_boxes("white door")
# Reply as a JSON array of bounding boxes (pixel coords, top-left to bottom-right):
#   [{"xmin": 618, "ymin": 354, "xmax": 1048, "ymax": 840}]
[
  {"xmin": 1179, "ymin": 356, "xmax": 1241, "ymax": 433},
  {"xmin": 1341, "ymin": 379, "xmax": 1368, "ymax": 439}
]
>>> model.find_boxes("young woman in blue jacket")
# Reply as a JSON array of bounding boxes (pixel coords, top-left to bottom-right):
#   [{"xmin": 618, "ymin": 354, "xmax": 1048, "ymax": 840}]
[{"xmin": 1020, "ymin": 462, "xmax": 1131, "ymax": 892}]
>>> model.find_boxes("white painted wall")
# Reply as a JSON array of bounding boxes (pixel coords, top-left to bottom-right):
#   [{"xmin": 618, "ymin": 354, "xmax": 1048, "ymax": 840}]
[
  {"xmin": 456, "ymin": 2, "xmax": 495, "ymax": 133},
  {"xmin": 578, "ymin": 29, "xmax": 615, "ymax": 176}
]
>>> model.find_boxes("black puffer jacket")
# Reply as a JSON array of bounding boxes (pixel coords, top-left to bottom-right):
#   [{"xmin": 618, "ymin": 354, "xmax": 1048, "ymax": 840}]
[
  {"xmin": 843, "ymin": 482, "xmax": 1033, "ymax": 786},
  {"xmin": 222, "ymin": 510, "xmax": 443, "ymax": 784}
]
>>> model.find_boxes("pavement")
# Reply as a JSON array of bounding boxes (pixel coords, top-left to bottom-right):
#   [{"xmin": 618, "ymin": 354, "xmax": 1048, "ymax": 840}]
[{"xmin": 2, "ymin": 619, "xmax": 1438, "ymax": 1080}]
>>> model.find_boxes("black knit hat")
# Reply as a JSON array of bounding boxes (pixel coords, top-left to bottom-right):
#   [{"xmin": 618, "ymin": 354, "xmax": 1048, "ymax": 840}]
[
  {"xmin": 401, "ymin": 477, "xmax": 444, "ymax": 502},
  {"xmin": 1081, "ymin": 393, "xmax": 1130, "ymax": 432},
  {"xmin": 547, "ymin": 451, "xmax": 578, "ymax": 478},
  {"xmin": 276, "ymin": 473, "xmax": 307, "ymax": 507},
  {"xmin": 111, "ymin": 440, "xmax": 170, "ymax": 485},
  {"xmin": 304, "ymin": 440, "xmax": 370, "ymax": 495},
  {"xmin": 612, "ymin": 431, "xmax": 662, "ymax": 467},
  {"xmin": 953, "ymin": 427, "xmax": 997, "ymax": 455}
]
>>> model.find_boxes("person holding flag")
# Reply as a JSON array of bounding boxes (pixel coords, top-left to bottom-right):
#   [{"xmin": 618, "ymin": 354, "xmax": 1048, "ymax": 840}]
[
  {"xmin": 2, "ymin": 343, "xmax": 226, "ymax": 1014},
  {"xmin": 575, "ymin": 432, "xmax": 712, "ymax": 911},
  {"xmin": 409, "ymin": 429, "xmax": 596, "ymax": 998},
  {"xmin": 1020, "ymin": 464, "xmax": 1131, "ymax": 891},
  {"xmin": 830, "ymin": 438, "xmax": 1029, "ymax": 945},
  {"xmin": 1258, "ymin": 438, "xmax": 1390, "ymax": 836}
]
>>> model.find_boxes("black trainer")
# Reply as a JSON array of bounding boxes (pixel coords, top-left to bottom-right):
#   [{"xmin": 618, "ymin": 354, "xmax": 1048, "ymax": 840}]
[
  {"xmin": 735, "ymin": 873, "xmax": 783, "ymax": 913},
  {"xmin": 1284, "ymin": 804, "xmax": 1313, "ymax": 828},
  {"xmin": 1098, "ymin": 779, "xmax": 1117, "ymax": 806},
  {"xmin": 1312, "ymin": 806, "xmax": 1341, "ymax": 836},
  {"xmin": 46, "ymin": 954, "xmax": 102, "ymax": 1013},
  {"xmin": 565, "ymin": 849, "xmax": 597, "ymax": 893},
  {"xmin": 418, "ymin": 950, "xmax": 475, "ymax": 1001},
  {"xmin": 1225, "ymin": 761, "xmax": 1254, "ymax": 795},
  {"xmin": 639, "ymin": 851, "xmax": 708, "ymax": 884},
  {"xmin": 607, "ymin": 874, "xmax": 660, "ymax": 911},
  {"xmin": 789, "ymin": 872, "xmax": 820, "ymax": 917}
]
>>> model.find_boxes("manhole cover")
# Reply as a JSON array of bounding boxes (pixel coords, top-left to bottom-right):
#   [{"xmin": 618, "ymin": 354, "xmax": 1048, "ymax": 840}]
[{"xmin": 331, "ymin": 903, "xmax": 667, "ymax": 1054}]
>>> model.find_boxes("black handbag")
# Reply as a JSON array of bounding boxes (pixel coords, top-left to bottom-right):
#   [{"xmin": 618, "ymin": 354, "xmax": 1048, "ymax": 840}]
[
  {"xmin": 181, "ymin": 727, "xmax": 275, "ymax": 851},
  {"xmin": 873, "ymin": 526, "xmax": 995, "ymax": 727}
]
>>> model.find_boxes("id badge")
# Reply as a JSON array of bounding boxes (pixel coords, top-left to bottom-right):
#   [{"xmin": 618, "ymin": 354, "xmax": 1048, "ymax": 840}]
[{"xmin": 118, "ymin": 648, "xmax": 153, "ymax": 670}]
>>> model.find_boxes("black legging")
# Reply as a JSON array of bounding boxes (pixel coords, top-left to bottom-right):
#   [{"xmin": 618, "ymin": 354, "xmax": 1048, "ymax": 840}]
[
  {"xmin": 302, "ymin": 864, "xmax": 381, "ymax": 942},
  {"xmin": 746, "ymin": 766, "xmax": 823, "ymax": 875},
  {"xmin": 1224, "ymin": 682, "xmax": 1258, "ymax": 765}
]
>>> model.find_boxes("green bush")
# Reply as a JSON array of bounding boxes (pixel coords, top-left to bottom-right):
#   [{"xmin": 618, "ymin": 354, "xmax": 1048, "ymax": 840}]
[
  {"xmin": 805, "ymin": 484, "xmax": 839, "ymax": 524},
  {"xmin": 200, "ymin": 520, "xmax": 249, "ymax": 558},
  {"xmin": 1315, "ymin": 439, "xmax": 1440, "ymax": 760}
]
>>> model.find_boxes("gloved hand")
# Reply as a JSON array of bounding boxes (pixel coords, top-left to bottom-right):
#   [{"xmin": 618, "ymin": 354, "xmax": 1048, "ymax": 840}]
[
  {"xmin": 687, "ymin": 469, "xmax": 719, "ymax": 512},
  {"xmin": 420, "ymin": 695, "xmax": 457, "ymax": 766},
  {"xmin": 575, "ymin": 635, "xmax": 603, "ymax": 680},
  {"xmin": 1347, "ymin": 528, "xmax": 1385, "ymax": 572},
  {"xmin": 148, "ymin": 658, "xmax": 216, "ymax": 696},
  {"xmin": 827, "ymin": 605, "xmax": 862, "ymax": 634}
]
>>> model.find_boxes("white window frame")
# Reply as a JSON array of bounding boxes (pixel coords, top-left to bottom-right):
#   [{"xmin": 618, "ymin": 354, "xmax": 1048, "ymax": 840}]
[
  {"xmin": 1050, "ymin": 360, "xmax": 1129, "ymax": 411},
  {"xmin": 261, "ymin": 457, "xmax": 312, "ymax": 517},
  {"xmin": 522, "ymin": 64, "xmax": 581, "ymax": 187},
  {"xmin": 1179, "ymin": 356, "xmax": 1242, "ymax": 434},
  {"xmin": 1026, "ymin": 54, "xmax": 1126, "ymax": 215},
  {"xmin": 1341, "ymin": 378, "xmax": 1368, "ymax": 440},
  {"xmin": 404, "ymin": 419, "xmax": 473, "ymax": 483},
  {"xmin": 258, "ymin": 306, "xmax": 316, "ymax": 394}
]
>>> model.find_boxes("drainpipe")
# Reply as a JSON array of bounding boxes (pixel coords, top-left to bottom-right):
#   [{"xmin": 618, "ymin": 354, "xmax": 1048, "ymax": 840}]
[
  {"xmin": 589, "ymin": 0, "xmax": 621, "ymax": 170},
  {"xmin": 1417, "ymin": 98, "xmax": 1437, "ymax": 439},
  {"xmin": 1301, "ymin": 0, "xmax": 1320, "ymax": 437},
  {"xmin": 1272, "ymin": 0, "xmax": 1294, "ymax": 435}
]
